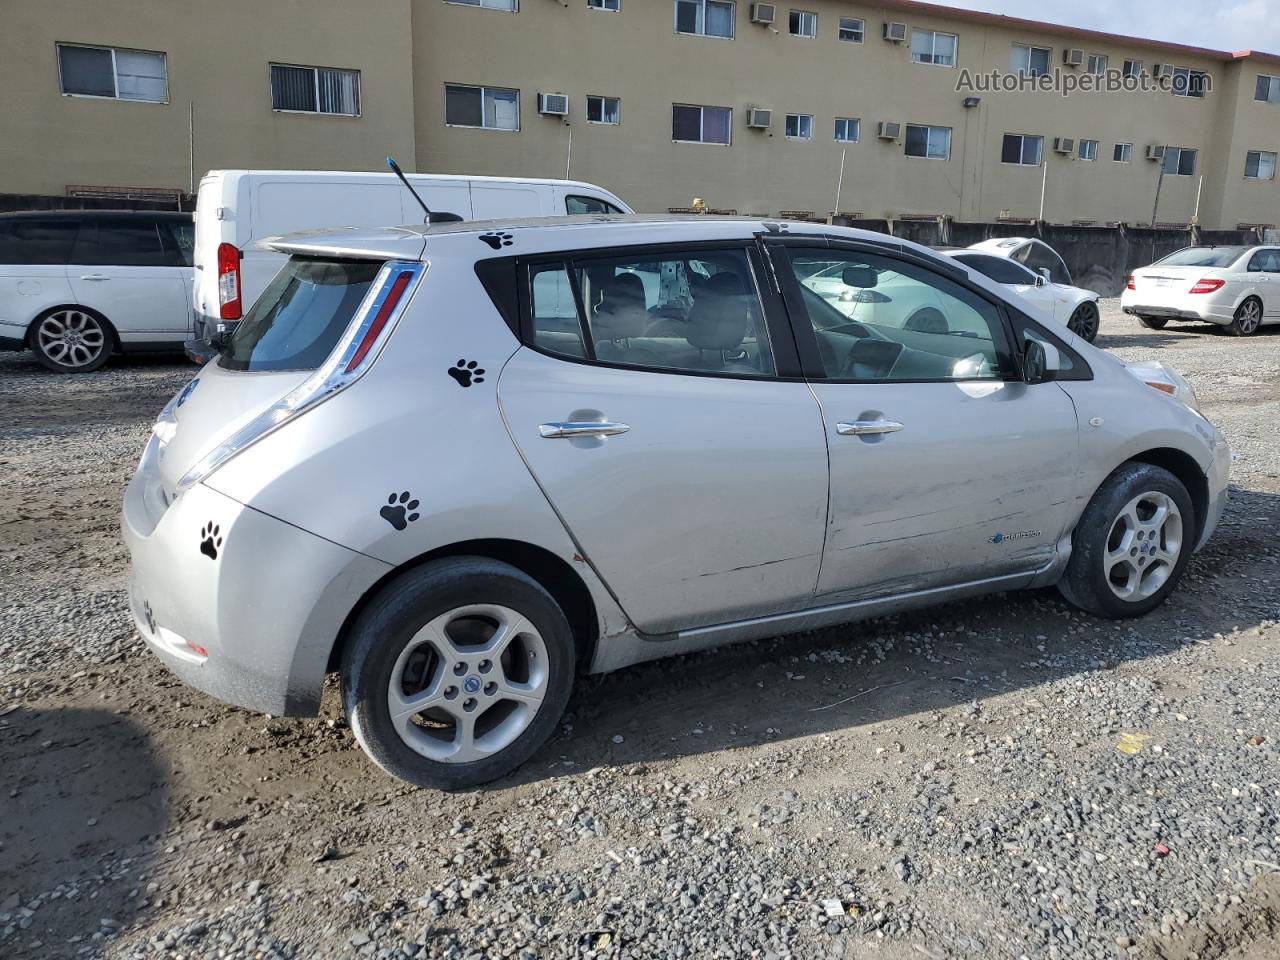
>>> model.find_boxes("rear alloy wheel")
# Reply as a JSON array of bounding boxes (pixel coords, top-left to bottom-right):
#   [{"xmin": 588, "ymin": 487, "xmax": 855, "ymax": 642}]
[
  {"xmin": 1067, "ymin": 300, "xmax": 1101, "ymax": 342},
  {"xmin": 1227, "ymin": 298, "xmax": 1262, "ymax": 337},
  {"xmin": 342, "ymin": 557, "xmax": 575, "ymax": 789},
  {"xmin": 1058, "ymin": 463, "xmax": 1194, "ymax": 619},
  {"xmin": 1137, "ymin": 315, "xmax": 1168, "ymax": 330},
  {"xmin": 31, "ymin": 309, "xmax": 111, "ymax": 373}
]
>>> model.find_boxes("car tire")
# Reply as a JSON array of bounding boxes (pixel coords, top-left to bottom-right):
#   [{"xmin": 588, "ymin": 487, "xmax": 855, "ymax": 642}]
[
  {"xmin": 29, "ymin": 307, "xmax": 113, "ymax": 373},
  {"xmin": 1067, "ymin": 300, "xmax": 1101, "ymax": 342},
  {"xmin": 342, "ymin": 557, "xmax": 576, "ymax": 790},
  {"xmin": 1226, "ymin": 297, "xmax": 1263, "ymax": 337},
  {"xmin": 1137, "ymin": 315, "xmax": 1168, "ymax": 330},
  {"xmin": 1057, "ymin": 462, "xmax": 1195, "ymax": 620}
]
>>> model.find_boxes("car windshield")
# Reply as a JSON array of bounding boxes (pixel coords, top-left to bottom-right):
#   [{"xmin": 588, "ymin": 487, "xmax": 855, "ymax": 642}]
[
  {"xmin": 1155, "ymin": 247, "xmax": 1248, "ymax": 268},
  {"xmin": 219, "ymin": 257, "xmax": 382, "ymax": 372}
]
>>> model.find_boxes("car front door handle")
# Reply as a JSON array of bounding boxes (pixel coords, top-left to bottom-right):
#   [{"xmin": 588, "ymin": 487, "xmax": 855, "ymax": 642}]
[
  {"xmin": 79, "ymin": 275, "xmax": 110, "ymax": 281},
  {"xmin": 836, "ymin": 419, "xmax": 905, "ymax": 437},
  {"xmin": 539, "ymin": 421, "xmax": 631, "ymax": 440}
]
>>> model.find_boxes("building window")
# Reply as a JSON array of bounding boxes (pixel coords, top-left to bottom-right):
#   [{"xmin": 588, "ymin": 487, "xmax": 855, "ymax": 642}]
[
  {"xmin": 1162, "ymin": 147, "xmax": 1197, "ymax": 176},
  {"xmin": 1113, "ymin": 143, "xmax": 1133, "ymax": 163},
  {"xmin": 445, "ymin": 83, "xmax": 520, "ymax": 130},
  {"xmin": 1010, "ymin": 43, "xmax": 1050, "ymax": 77},
  {"xmin": 838, "ymin": 17, "xmax": 864, "ymax": 42},
  {"xmin": 1123, "ymin": 59, "xmax": 1143, "ymax": 78},
  {"xmin": 1086, "ymin": 54, "xmax": 1108, "ymax": 75},
  {"xmin": 271, "ymin": 64, "xmax": 360, "ymax": 116},
  {"xmin": 587, "ymin": 0, "xmax": 619, "ymax": 8},
  {"xmin": 785, "ymin": 113, "xmax": 812, "ymax": 140},
  {"xmin": 1171, "ymin": 67, "xmax": 1208, "ymax": 98},
  {"xmin": 911, "ymin": 30, "xmax": 956, "ymax": 67},
  {"xmin": 586, "ymin": 95, "xmax": 619, "ymax": 124},
  {"xmin": 447, "ymin": 0, "xmax": 517, "ymax": 9},
  {"xmin": 1078, "ymin": 139, "xmax": 1099, "ymax": 161},
  {"xmin": 905, "ymin": 124, "xmax": 951, "ymax": 159},
  {"xmin": 1001, "ymin": 133, "xmax": 1042, "ymax": 166},
  {"xmin": 672, "ymin": 103, "xmax": 731, "ymax": 144},
  {"xmin": 1257, "ymin": 75, "xmax": 1280, "ymax": 103},
  {"xmin": 675, "ymin": 0, "xmax": 735, "ymax": 38},
  {"xmin": 1246, "ymin": 150, "xmax": 1278, "ymax": 180},
  {"xmin": 834, "ymin": 117, "xmax": 860, "ymax": 142},
  {"xmin": 789, "ymin": 10, "xmax": 816, "ymax": 38},
  {"xmin": 56, "ymin": 43, "xmax": 168, "ymax": 103}
]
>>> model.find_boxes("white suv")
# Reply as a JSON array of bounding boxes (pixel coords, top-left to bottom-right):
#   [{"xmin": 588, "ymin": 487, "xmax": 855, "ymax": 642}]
[
  {"xmin": 1122, "ymin": 245, "xmax": 1280, "ymax": 336},
  {"xmin": 0, "ymin": 211, "xmax": 193, "ymax": 372},
  {"xmin": 125, "ymin": 216, "xmax": 1229, "ymax": 789}
]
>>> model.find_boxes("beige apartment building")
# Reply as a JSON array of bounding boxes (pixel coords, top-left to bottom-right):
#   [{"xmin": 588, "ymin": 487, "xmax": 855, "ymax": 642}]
[{"xmin": 4, "ymin": 0, "xmax": 1279, "ymax": 230}]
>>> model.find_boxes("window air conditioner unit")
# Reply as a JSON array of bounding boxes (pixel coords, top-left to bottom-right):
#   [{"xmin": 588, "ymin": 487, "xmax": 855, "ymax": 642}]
[
  {"xmin": 883, "ymin": 21, "xmax": 907, "ymax": 43},
  {"xmin": 750, "ymin": 3, "xmax": 776, "ymax": 25},
  {"xmin": 1063, "ymin": 48, "xmax": 1084, "ymax": 67},
  {"xmin": 1146, "ymin": 144, "xmax": 1167, "ymax": 161},
  {"xmin": 1153, "ymin": 63, "xmax": 1175, "ymax": 78},
  {"xmin": 537, "ymin": 93, "xmax": 569, "ymax": 116},
  {"xmin": 1053, "ymin": 137, "xmax": 1075, "ymax": 154},
  {"xmin": 747, "ymin": 108, "xmax": 772, "ymax": 129},
  {"xmin": 877, "ymin": 121, "xmax": 902, "ymax": 139}
]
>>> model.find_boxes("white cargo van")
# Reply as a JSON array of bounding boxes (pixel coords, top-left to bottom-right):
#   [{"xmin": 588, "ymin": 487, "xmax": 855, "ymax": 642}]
[{"xmin": 189, "ymin": 170, "xmax": 631, "ymax": 353}]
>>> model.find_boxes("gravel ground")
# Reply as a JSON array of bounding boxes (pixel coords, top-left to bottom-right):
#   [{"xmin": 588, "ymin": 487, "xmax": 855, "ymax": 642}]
[{"xmin": 2, "ymin": 303, "xmax": 1278, "ymax": 960}]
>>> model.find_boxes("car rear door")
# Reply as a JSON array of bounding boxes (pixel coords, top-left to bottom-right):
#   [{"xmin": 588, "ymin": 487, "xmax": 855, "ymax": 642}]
[
  {"xmin": 1247, "ymin": 248, "xmax": 1280, "ymax": 318},
  {"xmin": 68, "ymin": 217, "xmax": 191, "ymax": 344},
  {"xmin": 497, "ymin": 241, "xmax": 830, "ymax": 635},
  {"xmin": 772, "ymin": 239, "xmax": 1080, "ymax": 603}
]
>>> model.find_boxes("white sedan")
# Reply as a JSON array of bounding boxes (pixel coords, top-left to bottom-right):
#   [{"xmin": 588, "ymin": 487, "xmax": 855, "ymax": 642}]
[{"xmin": 1121, "ymin": 245, "xmax": 1280, "ymax": 336}]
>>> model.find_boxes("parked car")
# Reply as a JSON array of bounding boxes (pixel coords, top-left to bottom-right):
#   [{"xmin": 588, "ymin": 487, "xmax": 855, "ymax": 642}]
[
  {"xmin": 944, "ymin": 249, "xmax": 1102, "ymax": 342},
  {"xmin": 124, "ymin": 216, "xmax": 1229, "ymax": 789},
  {"xmin": 190, "ymin": 169, "xmax": 632, "ymax": 358},
  {"xmin": 1121, "ymin": 245, "xmax": 1280, "ymax": 336},
  {"xmin": 0, "ymin": 210, "xmax": 193, "ymax": 372}
]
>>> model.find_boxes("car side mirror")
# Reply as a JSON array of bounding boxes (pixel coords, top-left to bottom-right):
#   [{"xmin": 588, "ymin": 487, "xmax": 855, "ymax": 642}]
[
  {"xmin": 1034, "ymin": 274, "xmax": 1047, "ymax": 287},
  {"xmin": 1023, "ymin": 338, "xmax": 1061, "ymax": 384},
  {"xmin": 1037, "ymin": 267, "xmax": 1052, "ymax": 282},
  {"xmin": 842, "ymin": 266, "xmax": 878, "ymax": 288}
]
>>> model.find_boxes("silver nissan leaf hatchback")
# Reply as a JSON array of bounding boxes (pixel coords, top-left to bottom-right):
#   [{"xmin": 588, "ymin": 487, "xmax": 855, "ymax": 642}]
[{"xmin": 123, "ymin": 217, "xmax": 1230, "ymax": 789}]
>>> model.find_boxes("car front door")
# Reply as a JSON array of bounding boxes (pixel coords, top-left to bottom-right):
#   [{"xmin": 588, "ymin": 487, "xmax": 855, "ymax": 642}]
[
  {"xmin": 498, "ymin": 243, "xmax": 830, "ymax": 635},
  {"xmin": 959, "ymin": 253, "xmax": 1060, "ymax": 320},
  {"xmin": 0, "ymin": 218, "xmax": 79, "ymax": 344},
  {"xmin": 775, "ymin": 241, "xmax": 1081, "ymax": 603},
  {"xmin": 68, "ymin": 217, "xmax": 192, "ymax": 345}
]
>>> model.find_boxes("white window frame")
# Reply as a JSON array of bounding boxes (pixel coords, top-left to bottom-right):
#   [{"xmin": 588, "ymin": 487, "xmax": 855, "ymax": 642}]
[
  {"xmin": 270, "ymin": 63, "xmax": 362, "ymax": 117},
  {"xmin": 1163, "ymin": 146, "xmax": 1198, "ymax": 176},
  {"xmin": 1171, "ymin": 66, "xmax": 1208, "ymax": 98},
  {"xmin": 784, "ymin": 113, "xmax": 813, "ymax": 140},
  {"xmin": 1078, "ymin": 139, "xmax": 1099, "ymax": 161},
  {"xmin": 55, "ymin": 42, "xmax": 169, "ymax": 104},
  {"xmin": 674, "ymin": 0, "xmax": 736, "ymax": 39},
  {"xmin": 444, "ymin": 0, "xmax": 518, "ymax": 10},
  {"xmin": 586, "ymin": 94, "xmax": 620, "ymax": 124},
  {"xmin": 1113, "ymin": 142, "xmax": 1133, "ymax": 163},
  {"xmin": 1122, "ymin": 59, "xmax": 1143, "ymax": 79},
  {"xmin": 1010, "ymin": 43, "xmax": 1050, "ymax": 77},
  {"xmin": 1086, "ymin": 54, "xmax": 1108, "ymax": 75},
  {"xmin": 444, "ymin": 83, "xmax": 521, "ymax": 131},
  {"xmin": 587, "ymin": 0, "xmax": 619, "ymax": 8},
  {"xmin": 905, "ymin": 124, "xmax": 951, "ymax": 160},
  {"xmin": 1256, "ymin": 74, "xmax": 1280, "ymax": 104},
  {"xmin": 672, "ymin": 103, "xmax": 732, "ymax": 145},
  {"xmin": 1245, "ymin": 150, "xmax": 1278, "ymax": 180},
  {"xmin": 834, "ymin": 117, "xmax": 860, "ymax": 142},
  {"xmin": 911, "ymin": 29, "xmax": 957, "ymax": 67},
  {"xmin": 1001, "ymin": 133, "xmax": 1043, "ymax": 166},
  {"xmin": 838, "ymin": 17, "xmax": 864, "ymax": 43},
  {"xmin": 789, "ymin": 10, "xmax": 817, "ymax": 38}
]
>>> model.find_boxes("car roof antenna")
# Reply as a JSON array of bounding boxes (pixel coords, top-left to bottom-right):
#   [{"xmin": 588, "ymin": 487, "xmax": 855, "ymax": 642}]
[{"xmin": 387, "ymin": 156, "xmax": 464, "ymax": 225}]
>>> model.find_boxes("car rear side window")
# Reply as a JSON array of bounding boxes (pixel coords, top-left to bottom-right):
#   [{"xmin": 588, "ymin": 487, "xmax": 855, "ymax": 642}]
[
  {"xmin": 70, "ymin": 218, "xmax": 173, "ymax": 267},
  {"xmin": 0, "ymin": 219, "xmax": 79, "ymax": 265},
  {"xmin": 219, "ymin": 258, "xmax": 383, "ymax": 372}
]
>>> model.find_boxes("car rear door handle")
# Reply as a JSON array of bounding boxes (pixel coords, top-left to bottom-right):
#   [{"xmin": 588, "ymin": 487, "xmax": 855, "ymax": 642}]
[
  {"xmin": 836, "ymin": 419, "xmax": 905, "ymax": 437},
  {"xmin": 79, "ymin": 274, "xmax": 110, "ymax": 281},
  {"xmin": 539, "ymin": 421, "xmax": 631, "ymax": 439}
]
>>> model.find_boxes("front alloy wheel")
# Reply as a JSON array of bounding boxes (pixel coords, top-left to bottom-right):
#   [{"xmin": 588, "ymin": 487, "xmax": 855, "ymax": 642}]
[
  {"xmin": 32, "ymin": 309, "xmax": 110, "ymax": 372},
  {"xmin": 1102, "ymin": 492, "xmax": 1183, "ymax": 602},
  {"xmin": 1067, "ymin": 301, "xmax": 1100, "ymax": 343}
]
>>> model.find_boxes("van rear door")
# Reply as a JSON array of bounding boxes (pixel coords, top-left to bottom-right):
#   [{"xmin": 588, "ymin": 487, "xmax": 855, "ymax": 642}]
[{"xmin": 468, "ymin": 182, "xmax": 547, "ymax": 219}]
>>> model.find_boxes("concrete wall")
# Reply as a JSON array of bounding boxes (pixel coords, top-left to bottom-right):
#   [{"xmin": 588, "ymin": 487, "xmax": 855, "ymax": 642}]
[{"xmin": 0, "ymin": 0, "xmax": 417, "ymax": 197}]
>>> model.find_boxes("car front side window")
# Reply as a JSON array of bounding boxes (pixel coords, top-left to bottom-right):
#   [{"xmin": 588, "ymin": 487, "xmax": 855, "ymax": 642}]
[
  {"xmin": 786, "ymin": 248, "xmax": 1013, "ymax": 382},
  {"xmin": 528, "ymin": 247, "xmax": 774, "ymax": 377}
]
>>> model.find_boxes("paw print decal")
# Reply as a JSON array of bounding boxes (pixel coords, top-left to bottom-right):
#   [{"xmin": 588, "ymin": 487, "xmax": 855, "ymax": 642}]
[
  {"xmin": 448, "ymin": 360, "xmax": 485, "ymax": 388},
  {"xmin": 479, "ymin": 232, "xmax": 514, "ymax": 250},
  {"xmin": 199, "ymin": 523, "xmax": 222, "ymax": 560},
  {"xmin": 380, "ymin": 491, "xmax": 420, "ymax": 531},
  {"xmin": 142, "ymin": 600, "xmax": 156, "ymax": 635}
]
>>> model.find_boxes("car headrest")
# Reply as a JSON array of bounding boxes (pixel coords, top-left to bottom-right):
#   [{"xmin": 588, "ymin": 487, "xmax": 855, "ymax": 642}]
[
  {"xmin": 594, "ymin": 272, "xmax": 649, "ymax": 340},
  {"xmin": 686, "ymin": 273, "xmax": 749, "ymax": 351}
]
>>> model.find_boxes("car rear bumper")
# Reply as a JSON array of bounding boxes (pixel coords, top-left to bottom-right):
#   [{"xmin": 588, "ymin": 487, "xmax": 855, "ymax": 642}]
[
  {"xmin": 122, "ymin": 437, "xmax": 391, "ymax": 715},
  {"xmin": 1120, "ymin": 294, "xmax": 1235, "ymax": 325}
]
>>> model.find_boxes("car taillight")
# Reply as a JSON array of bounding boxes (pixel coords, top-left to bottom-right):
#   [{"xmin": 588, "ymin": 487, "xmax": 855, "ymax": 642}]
[
  {"xmin": 1125, "ymin": 275, "xmax": 1136, "ymax": 290},
  {"xmin": 1189, "ymin": 278, "xmax": 1224, "ymax": 294},
  {"xmin": 217, "ymin": 243, "xmax": 242, "ymax": 320},
  {"xmin": 345, "ymin": 270, "xmax": 414, "ymax": 372}
]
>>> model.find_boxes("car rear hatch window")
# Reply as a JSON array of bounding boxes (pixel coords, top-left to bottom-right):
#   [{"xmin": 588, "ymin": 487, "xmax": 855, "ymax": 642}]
[{"xmin": 219, "ymin": 257, "xmax": 384, "ymax": 372}]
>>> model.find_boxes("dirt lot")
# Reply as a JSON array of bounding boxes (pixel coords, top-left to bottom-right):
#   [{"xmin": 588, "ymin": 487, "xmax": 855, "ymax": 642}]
[{"xmin": 1, "ymin": 303, "xmax": 1278, "ymax": 960}]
